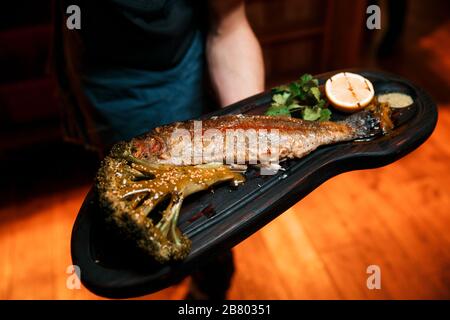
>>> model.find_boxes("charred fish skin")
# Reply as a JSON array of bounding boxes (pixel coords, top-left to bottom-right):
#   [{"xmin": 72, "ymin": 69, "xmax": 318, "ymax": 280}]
[{"xmin": 132, "ymin": 104, "xmax": 389, "ymax": 165}]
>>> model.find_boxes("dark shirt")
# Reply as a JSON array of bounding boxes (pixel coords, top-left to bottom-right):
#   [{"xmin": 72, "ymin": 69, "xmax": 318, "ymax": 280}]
[
  {"xmin": 55, "ymin": 0, "xmax": 207, "ymax": 149},
  {"xmin": 65, "ymin": 0, "xmax": 201, "ymax": 71}
]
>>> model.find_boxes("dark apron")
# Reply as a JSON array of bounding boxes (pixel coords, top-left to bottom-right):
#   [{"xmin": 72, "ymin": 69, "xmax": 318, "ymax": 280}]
[
  {"xmin": 81, "ymin": 30, "xmax": 205, "ymax": 145},
  {"xmin": 53, "ymin": 0, "xmax": 206, "ymax": 151}
]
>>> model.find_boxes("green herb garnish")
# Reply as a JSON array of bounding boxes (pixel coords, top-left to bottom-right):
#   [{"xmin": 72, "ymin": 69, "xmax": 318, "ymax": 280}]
[{"xmin": 265, "ymin": 74, "xmax": 331, "ymax": 121}]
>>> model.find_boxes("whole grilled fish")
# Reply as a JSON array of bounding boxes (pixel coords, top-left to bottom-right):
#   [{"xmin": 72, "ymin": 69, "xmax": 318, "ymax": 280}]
[
  {"xmin": 131, "ymin": 105, "xmax": 390, "ymax": 167},
  {"xmin": 97, "ymin": 103, "xmax": 391, "ymax": 262}
]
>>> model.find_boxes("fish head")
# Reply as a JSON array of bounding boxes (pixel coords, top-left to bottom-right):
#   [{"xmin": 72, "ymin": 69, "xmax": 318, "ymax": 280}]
[{"xmin": 130, "ymin": 135, "xmax": 169, "ymax": 163}]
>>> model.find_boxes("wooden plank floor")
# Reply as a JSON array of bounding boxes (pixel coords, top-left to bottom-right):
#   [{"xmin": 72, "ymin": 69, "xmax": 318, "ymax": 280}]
[{"xmin": 0, "ymin": 105, "xmax": 449, "ymax": 300}]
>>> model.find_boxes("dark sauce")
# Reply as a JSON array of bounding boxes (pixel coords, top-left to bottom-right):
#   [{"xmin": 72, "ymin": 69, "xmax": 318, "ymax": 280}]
[{"xmin": 188, "ymin": 204, "xmax": 216, "ymax": 223}]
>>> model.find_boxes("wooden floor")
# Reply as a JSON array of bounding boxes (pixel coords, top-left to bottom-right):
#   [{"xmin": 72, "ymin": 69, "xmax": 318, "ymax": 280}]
[{"xmin": 1, "ymin": 1, "xmax": 450, "ymax": 300}]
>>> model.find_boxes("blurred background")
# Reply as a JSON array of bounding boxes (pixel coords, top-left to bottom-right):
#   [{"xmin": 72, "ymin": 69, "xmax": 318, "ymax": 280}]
[{"xmin": 0, "ymin": 0, "xmax": 449, "ymax": 299}]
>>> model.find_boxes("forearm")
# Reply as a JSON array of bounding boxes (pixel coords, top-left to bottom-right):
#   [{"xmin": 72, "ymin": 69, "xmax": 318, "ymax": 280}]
[{"xmin": 207, "ymin": 1, "xmax": 265, "ymax": 107}]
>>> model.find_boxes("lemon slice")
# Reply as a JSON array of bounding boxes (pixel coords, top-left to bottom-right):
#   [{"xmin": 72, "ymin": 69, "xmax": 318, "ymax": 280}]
[{"xmin": 325, "ymin": 72, "xmax": 375, "ymax": 112}]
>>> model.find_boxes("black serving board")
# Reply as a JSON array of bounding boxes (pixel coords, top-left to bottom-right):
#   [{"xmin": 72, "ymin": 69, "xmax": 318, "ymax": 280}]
[{"xmin": 71, "ymin": 70, "xmax": 437, "ymax": 298}]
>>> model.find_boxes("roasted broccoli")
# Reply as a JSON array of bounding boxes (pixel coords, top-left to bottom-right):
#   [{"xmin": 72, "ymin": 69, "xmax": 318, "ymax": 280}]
[{"xmin": 96, "ymin": 142, "xmax": 244, "ymax": 263}]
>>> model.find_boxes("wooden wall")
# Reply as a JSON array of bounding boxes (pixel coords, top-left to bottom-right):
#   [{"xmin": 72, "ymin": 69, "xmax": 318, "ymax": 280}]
[{"xmin": 246, "ymin": 0, "xmax": 368, "ymax": 85}]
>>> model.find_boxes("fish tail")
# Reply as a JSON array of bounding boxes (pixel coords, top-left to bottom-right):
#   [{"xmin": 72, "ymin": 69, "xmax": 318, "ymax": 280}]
[{"xmin": 343, "ymin": 102, "xmax": 393, "ymax": 139}]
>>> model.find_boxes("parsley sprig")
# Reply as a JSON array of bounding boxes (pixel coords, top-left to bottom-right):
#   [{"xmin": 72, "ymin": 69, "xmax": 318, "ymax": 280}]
[{"xmin": 265, "ymin": 74, "xmax": 332, "ymax": 121}]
